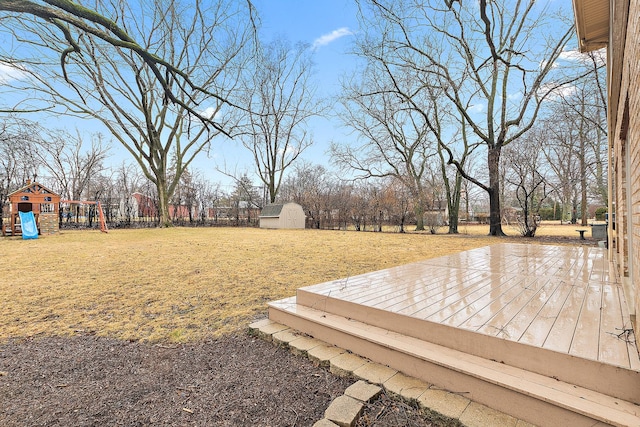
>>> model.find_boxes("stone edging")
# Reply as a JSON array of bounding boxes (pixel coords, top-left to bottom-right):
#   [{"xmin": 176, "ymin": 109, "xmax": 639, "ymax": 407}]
[{"xmin": 249, "ymin": 318, "xmax": 536, "ymax": 427}]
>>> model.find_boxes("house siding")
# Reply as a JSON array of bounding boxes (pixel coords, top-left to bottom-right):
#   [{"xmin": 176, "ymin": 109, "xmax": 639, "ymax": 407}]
[
  {"xmin": 629, "ymin": 1, "xmax": 640, "ymax": 332},
  {"xmin": 613, "ymin": 0, "xmax": 640, "ymax": 332}
]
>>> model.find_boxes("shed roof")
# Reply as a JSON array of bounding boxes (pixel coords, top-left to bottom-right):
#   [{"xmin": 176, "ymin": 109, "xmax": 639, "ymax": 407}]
[{"xmin": 260, "ymin": 204, "xmax": 284, "ymax": 217}]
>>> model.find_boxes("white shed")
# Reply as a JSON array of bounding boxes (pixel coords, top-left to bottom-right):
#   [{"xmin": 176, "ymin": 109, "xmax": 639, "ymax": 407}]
[{"xmin": 259, "ymin": 202, "xmax": 306, "ymax": 229}]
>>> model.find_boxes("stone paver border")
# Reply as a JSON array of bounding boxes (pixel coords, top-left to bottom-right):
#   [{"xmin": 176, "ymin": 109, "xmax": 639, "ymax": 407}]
[{"xmin": 249, "ymin": 318, "xmax": 536, "ymax": 427}]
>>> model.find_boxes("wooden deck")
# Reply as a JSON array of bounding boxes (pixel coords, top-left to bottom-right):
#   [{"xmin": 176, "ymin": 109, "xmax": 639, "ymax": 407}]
[{"xmin": 269, "ymin": 243, "xmax": 640, "ymax": 427}]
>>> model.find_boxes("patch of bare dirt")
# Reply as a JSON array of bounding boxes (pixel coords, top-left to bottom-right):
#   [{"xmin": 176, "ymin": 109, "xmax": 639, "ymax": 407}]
[{"xmin": 0, "ymin": 333, "xmax": 351, "ymax": 426}]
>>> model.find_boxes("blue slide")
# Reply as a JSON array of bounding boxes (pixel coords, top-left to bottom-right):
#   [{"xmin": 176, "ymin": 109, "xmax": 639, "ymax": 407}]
[{"xmin": 18, "ymin": 211, "xmax": 39, "ymax": 240}]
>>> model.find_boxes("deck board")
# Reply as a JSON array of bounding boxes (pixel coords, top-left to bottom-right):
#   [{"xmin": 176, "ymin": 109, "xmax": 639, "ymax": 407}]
[
  {"xmin": 476, "ymin": 276, "xmax": 557, "ymax": 340},
  {"xmin": 569, "ymin": 284, "xmax": 603, "ymax": 361},
  {"xmin": 405, "ymin": 271, "xmax": 493, "ymax": 318},
  {"xmin": 382, "ymin": 270, "xmax": 486, "ymax": 311},
  {"xmin": 355, "ymin": 268, "xmax": 454, "ymax": 308},
  {"xmin": 448, "ymin": 274, "xmax": 527, "ymax": 329},
  {"xmin": 420, "ymin": 274, "xmax": 508, "ymax": 323},
  {"xmin": 599, "ymin": 284, "xmax": 633, "ymax": 367},
  {"xmin": 296, "ymin": 243, "xmax": 639, "ymax": 370},
  {"xmin": 463, "ymin": 275, "xmax": 547, "ymax": 332},
  {"xmin": 518, "ymin": 281, "xmax": 575, "ymax": 347}
]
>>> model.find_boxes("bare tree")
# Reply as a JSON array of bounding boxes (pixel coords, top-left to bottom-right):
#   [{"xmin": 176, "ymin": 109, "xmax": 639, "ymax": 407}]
[
  {"xmin": 550, "ymin": 51, "xmax": 608, "ymax": 219},
  {"xmin": 191, "ymin": 173, "xmax": 221, "ymax": 224},
  {"xmin": 1, "ymin": 0, "xmax": 253, "ymax": 226},
  {"xmin": 239, "ymin": 38, "xmax": 323, "ymax": 203},
  {"xmin": 333, "ymin": 61, "xmax": 438, "ymax": 230},
  {"xmin": 331, "ymin": 183, "xmax": 354, "ymax": 231},
  {"xmin": 503, "ymin": 131, "xmax": 550, "ymax": 237},
  {"xmin": 35, "ymin": 129, "xmax": 109, "ymax": 201},
  {"xmin": 280, "ymin": 161, "xmax": 332, "ymax": 229},
  {"xmin": 542, "ymin": 53, "xmax": 607, "ymax": 226},
  {"xmin": 32, "ymin": 129, "xmax": 109, "ymax": 225},
  {"xmin": 583, "ymin": 53, "xmax": 608, "ymax": 206},
  {"xmin": 230, "ymin": 174, "xmax": 261, "ymax": 226},
  {"xmin": 381, "ymin": 179, "xmax": 412, "ymax": 233},
  {"xmin": 543, "ymin": 117, "xmax": 581, "ymax": 224},
  {"xmin": 0, "ymin": 0, "xmax": 257, "ymax": 125},
  {"xmin": 169, "ymin": 167, "xmax": 198, "ymax": 224},
  {"xmin": 357, "ymin": 0, "xmax": 575, "ymax": 235},
  {"xmin": 0, "ymin": 116, "xmax": 41, "ymax": 229},
  {"xmin": 349, "ymin": 182, "xmax": 369, "ymax": 231},
  {"xmin": 112, "ymin": 161, "xmax": 143, "ymax": 225}
]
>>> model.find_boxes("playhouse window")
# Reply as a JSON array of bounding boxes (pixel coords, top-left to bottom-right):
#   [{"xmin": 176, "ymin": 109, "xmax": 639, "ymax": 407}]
[
  {"xmin": 41, "ymin": 203, "xmax": 55, "ymax": 213},
  {"xmin": 20, "ymin": 196, "xmax": 29, "ymax": 201},
  {"xmin": 44, "ymin": 196, "xmax": 52, "ymax": 202}
]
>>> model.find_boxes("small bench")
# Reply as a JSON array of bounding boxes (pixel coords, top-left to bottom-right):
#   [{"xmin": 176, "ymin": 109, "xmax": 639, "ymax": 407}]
[{"xmin": 576, "ymin": 229, "xmax": 587, "ymax": 240}]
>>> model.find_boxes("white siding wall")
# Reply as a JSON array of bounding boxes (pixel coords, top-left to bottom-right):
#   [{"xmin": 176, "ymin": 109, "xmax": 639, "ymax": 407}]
[{"xmin": 259, "ymin": 203, "xmax": 305, "ymax": 229}]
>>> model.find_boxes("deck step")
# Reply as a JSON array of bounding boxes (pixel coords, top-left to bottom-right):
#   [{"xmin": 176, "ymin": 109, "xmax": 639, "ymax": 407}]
[
  {"xmin": 296, "ymin": 289, "xmax": 640, "ymax": 405},
  {"xmin": 269, "ymin": 297, "xmax": 640, "ymax": 427}
]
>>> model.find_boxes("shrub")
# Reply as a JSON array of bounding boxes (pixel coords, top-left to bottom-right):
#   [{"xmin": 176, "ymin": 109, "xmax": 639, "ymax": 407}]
[
  {"xmin": 595, "ymin": 207, "xmax": 607, "ymax": 221},
  {"xmin": 538, "ymin": 207, "xmax": 561, "ymax": 221},
  {"xmin": 424, "ymin": 212, "xmax": 444, "ymax": 234}
]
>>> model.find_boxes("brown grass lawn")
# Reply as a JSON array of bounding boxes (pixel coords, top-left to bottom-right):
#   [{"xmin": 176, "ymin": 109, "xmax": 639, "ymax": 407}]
[{"xmin": 0, "ymin": 223, "xmax": 586, "ymax": 343}]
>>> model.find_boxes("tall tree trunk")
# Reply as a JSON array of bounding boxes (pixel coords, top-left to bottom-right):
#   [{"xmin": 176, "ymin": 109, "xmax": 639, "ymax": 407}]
[
  {"xmin": 581, "ymin": 174, "xmax": 588, "ymax": 226},
  {"xmin": 591, "ymin": 110, "xmax": 607, "ymax": 206},
  {"xmin": 579, "ymin": 114, "xmax": 589, "ymax": 226},
  {"xmin": 488, "ymin": 146, "xmax": 506, "ymax": 236},
  {"xmin": 580, "ymin": 138, "xmax": 588, "ymax": 226},
  {"xmin": 414, "ymin": 203, "xmax": 425, "ymax": 231},
  {"xmin": 156, "ymin": 177, "xmax": 172, "ymax": 227},
  {"xmin": 269, "ymin": 179, "xmax": 276, "ymax": 204},
  {"xmin": 440, "ymin": 144, "xmax": 462, "ymax": 234},
  {"xmin": 0, "ymin": 198, "xmax": 5, "ymax": 230},
  {"xmin": 448, "ymin": 173, "xmax": 462, "ymax": 234}
]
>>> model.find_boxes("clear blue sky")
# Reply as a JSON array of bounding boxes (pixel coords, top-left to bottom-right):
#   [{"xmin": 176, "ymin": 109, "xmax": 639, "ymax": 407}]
[{"xmin": 197, "ymin": 0, "xmax": 362, "ymax": 189}]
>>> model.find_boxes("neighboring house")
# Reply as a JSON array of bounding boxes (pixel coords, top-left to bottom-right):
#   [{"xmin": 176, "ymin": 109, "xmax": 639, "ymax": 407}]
[
  {"xmin": 573, "ymin": 0, "xmax": 638, "ymax": 332},
  {"xmin": 169, "ymin": 204, "xmax": 194, "ymax": 221},
  {"xmin": 259, "ymin": 202, "xmax": 306, "ymax": 229},
  {"xmin": 128, "ymin": 192, "xmax": 158, "ymax": 218},
  {"xmin": 122, "ymin": 193, "xmax": 196, "ymax": 220}
]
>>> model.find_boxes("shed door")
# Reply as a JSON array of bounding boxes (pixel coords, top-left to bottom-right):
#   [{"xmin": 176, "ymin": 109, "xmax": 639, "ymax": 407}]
[{"xmin": 286, "ymin": 209, "xmax": 297, "ymax": 227}]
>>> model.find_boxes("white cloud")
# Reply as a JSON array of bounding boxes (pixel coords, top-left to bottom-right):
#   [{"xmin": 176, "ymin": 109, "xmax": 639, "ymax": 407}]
[
  {"xmin": 200, "ymin": 106, "xmax": 220, "ymax": 119},
  {"xmin": 558, "ymin": 50, "xmax": 585, "ymax": 62},
  {"xmin": 0, "ymin": 62, "xmax": 29, "ymax": 84},
  {"xmin": 538, "ymin": 82, "xmax": 576, "ymax": 100},
  {"xmin": 312, "ymin": 27, "xmax": 354, "ymax": 50},
  {"xmin": 540, "ymin": 48, "xmax": 606, "ymax": 70},
  {"xmin": 468, "ymin": 103, "xmax": 485, "ymax": 114},
  {"xmin": 558, "ymin": 48, "xmax": 606, "ymax": 66},
  {"xmin": 507, "ymin": 91, "xmax": 522, "ymax": 101},
  {"xmin": 279, "ymin": 144, "xmax": 301, "ymax": 159}
]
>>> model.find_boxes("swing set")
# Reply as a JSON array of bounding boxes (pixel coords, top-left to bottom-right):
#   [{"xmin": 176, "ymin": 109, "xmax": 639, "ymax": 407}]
[{"xmin": 60, "ymin": 199, "xmax": 108, "ymax": 233}]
